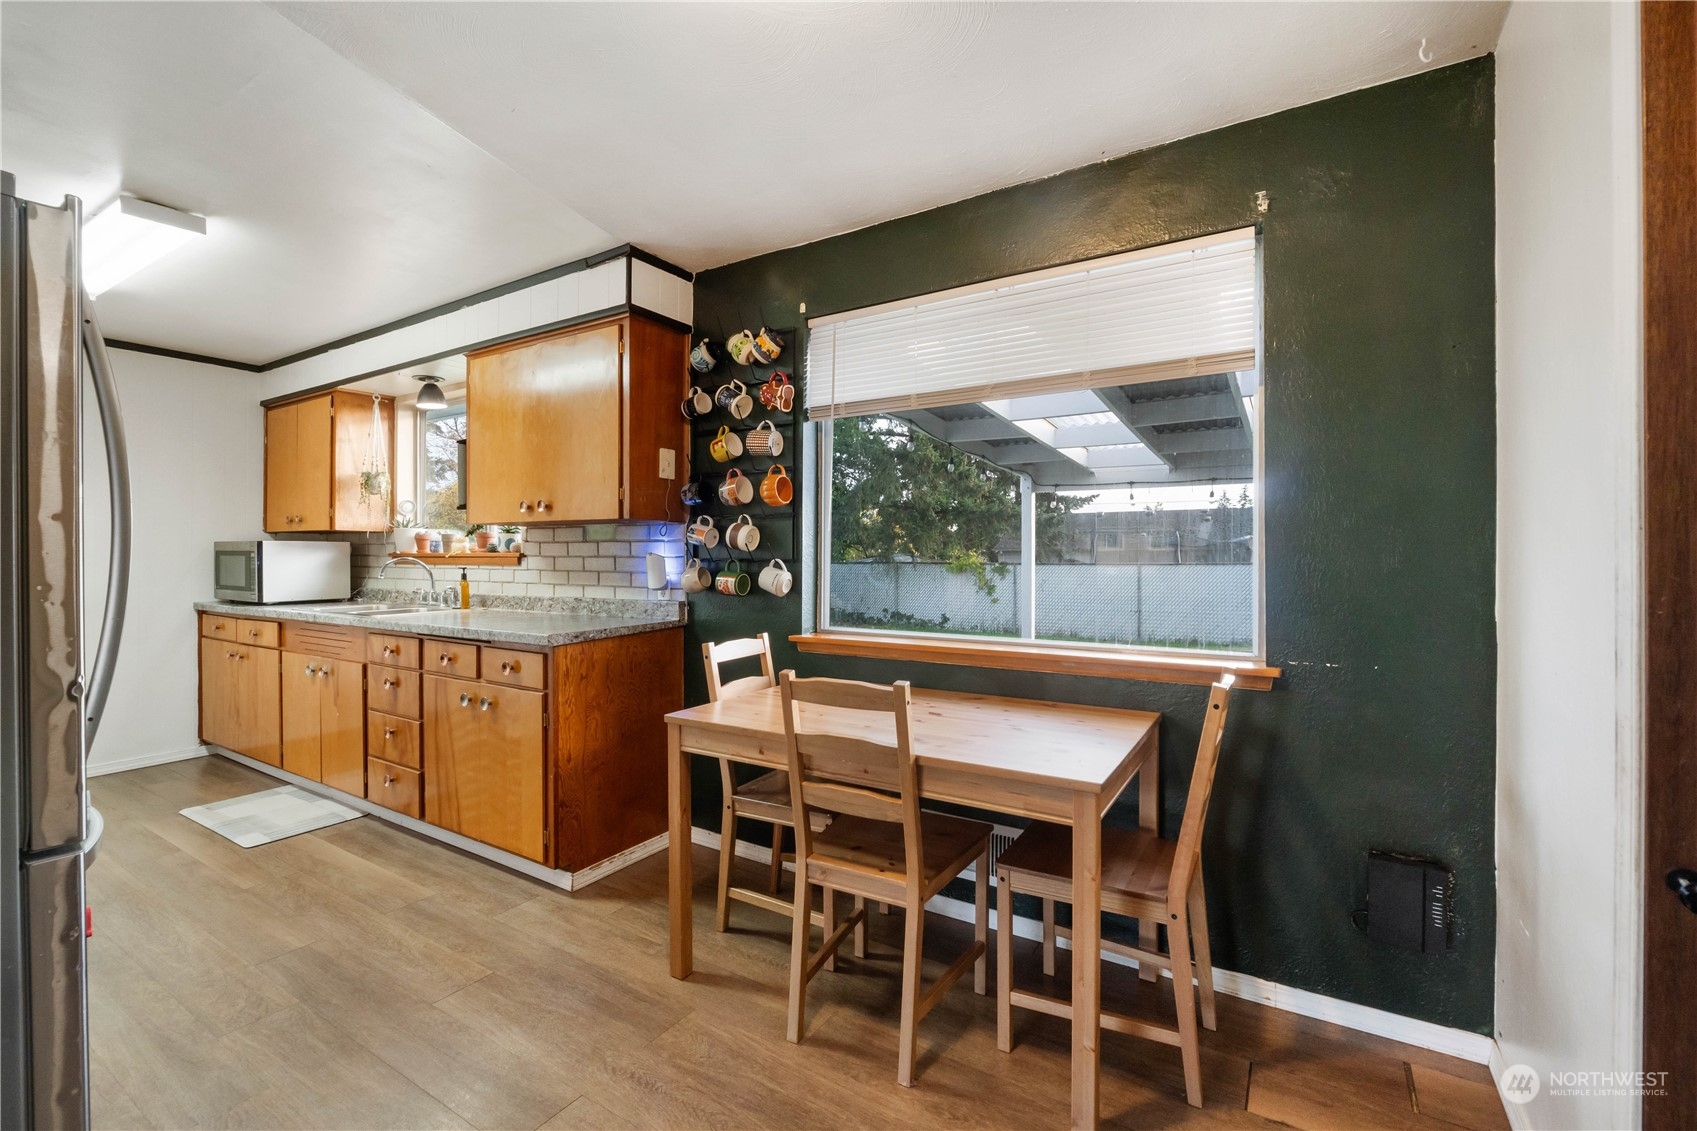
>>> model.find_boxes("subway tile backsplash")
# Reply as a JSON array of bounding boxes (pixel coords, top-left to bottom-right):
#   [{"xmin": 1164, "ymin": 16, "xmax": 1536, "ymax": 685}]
[{"xmin": 293, "ymin": 524, "xmax": 690, "ymax": 604}]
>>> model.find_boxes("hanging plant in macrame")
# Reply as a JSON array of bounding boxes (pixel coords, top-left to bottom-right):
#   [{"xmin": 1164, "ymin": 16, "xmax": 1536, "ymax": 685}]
[{"xmin": 357, "ymin": 395, "xmax": 391, "ymax": 522}]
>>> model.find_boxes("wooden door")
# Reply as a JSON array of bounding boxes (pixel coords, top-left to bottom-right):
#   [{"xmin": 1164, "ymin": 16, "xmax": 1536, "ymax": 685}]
[
  {"xmin": 466, "ymin": 321, "xmax": 623, "ymax": 524},
  {"xmin": 263, "ymin": 401, "xmax": 296, "ymax": 532},
  {"xmin": 264, "ymin": 397, "xmax": 334, "ymax": 531},
  {"xmin": 232, "ymin": 642, "xmax": 281, "ymax": 767},
  {"xmin": 1642, "ymin": 4, "xmax": 1697, "ymax": 1125},
  {"xmin": 293, "ymin": 395, "xmax": 333, "ymax": 530},
  {"xmin": 199, "ymin": 637, "xmax": 240, "ymax": 750},
  {"xmin": 318, "ymin": 657, "xmax": 366, "ymax": 796},
  {"xmin": 330, "ymin": 391, "xmax": 394, "ymax": 532},
  {"xmin": 423, "ymin": 674, "xmax": 546, "ymax": 861},
  {"xmin": 280, "ymin": 650, "xmax": 322, "ymax": 780}
]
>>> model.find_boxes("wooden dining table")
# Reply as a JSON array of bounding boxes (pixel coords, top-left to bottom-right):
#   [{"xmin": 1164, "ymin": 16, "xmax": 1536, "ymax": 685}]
[{"xmin": 665, "ymin": 684, "xmax": 1162, "ymax": 1130}]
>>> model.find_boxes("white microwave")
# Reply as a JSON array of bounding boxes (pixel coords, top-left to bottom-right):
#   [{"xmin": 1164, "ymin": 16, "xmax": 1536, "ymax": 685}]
[{"xmin": 213, "ymin": 540, "xmax": 350, "ymax": 604}]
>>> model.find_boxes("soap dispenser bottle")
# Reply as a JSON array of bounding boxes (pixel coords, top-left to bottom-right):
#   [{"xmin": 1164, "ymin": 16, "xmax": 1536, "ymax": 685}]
[{"xmin": 458, "ymin": 567, "xmax": 470, "ymax": 610}]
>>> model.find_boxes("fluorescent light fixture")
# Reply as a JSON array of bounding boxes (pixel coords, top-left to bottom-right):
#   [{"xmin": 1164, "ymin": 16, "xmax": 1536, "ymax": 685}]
[
  {"xmin": 414, "ymin": 375, "xmax": 448, "ymax": 410},
  {"xmin": 83, "ymin": 196, "xmax": 206, "ymax": 296}
]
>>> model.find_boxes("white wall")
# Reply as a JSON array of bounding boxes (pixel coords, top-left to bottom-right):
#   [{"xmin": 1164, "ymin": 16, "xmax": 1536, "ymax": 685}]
[
  {"xmin": 82, "ymin": 350, "xmax": 263, "ymax": 773},
  {"xmin": 1495, "ymin": 3, "xmax": 1642, "ymax": 1128}
]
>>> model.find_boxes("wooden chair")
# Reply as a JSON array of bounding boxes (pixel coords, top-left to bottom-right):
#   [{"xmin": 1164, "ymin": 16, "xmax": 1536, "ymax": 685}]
[
  {"xmin": 995, "ymin": 676, "xmax": 1234, "ymax": 1108},
  {"xmin": 703, "ymin": 633, "xmax": 795, "ymax": 930},
  {"xmin": 779, "ymin": 671, "xmax": 993, "ymax": 1087}
]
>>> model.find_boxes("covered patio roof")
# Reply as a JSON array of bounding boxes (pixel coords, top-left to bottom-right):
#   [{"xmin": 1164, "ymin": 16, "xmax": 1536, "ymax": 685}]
[{"xmin": 894, "ymin": 370, "xmax": 1258, "ymax": 489}]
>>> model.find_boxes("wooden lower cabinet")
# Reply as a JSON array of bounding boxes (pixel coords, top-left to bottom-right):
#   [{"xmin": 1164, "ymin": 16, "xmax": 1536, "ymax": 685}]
[
  {"xmin": 367, "ymin": 712, "xmax": 420, "ymax": 770},
  {"xmin": 281, "ymin": 651, "xmax": 366, "ymax": 796},
  {"xmin": 368, "ymin": 757, "xmax": 422, "ymax": 819},
  {"xmin": 200, "ymin": 611, "xmax": 682, "ymax": 877},
  {"xmin": 423, "ymin": 674, "xmax": 547, "ymax": 862},
  {"xmin": 199, "ymin": 636, "xmax": 281, "ymax": 766},
  {"xmin": 554, "ymin": 629, "xmax": 681, "ymax": 871}
]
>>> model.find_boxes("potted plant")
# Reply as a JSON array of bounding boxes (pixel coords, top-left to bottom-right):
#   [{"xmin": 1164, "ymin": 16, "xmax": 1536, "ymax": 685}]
[
  {"xmin": 471, "ymin": 523, "xmax": 494, "ymax": 551},
  {"xmin": 414, "ymin": 529, "xmax": 432, "ymax": 554},
  {"xmin": 498, "ymin": 524, "xmax": 522, "ymax": 551},
  {"xmin": 359, "ymin": 468, "xmax": 390, "ymax": 518}
]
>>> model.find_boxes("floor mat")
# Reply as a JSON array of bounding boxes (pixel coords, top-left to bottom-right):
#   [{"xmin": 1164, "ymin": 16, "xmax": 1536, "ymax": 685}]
[{"xmin": 180, "ymin": 784, "xmax": 360, "ymax": 847}]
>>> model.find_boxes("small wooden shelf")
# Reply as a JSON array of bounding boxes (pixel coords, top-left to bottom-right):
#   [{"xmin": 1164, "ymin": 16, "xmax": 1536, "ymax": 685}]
[{"xmin": 389, "ymin": 551, "xmax": 523, "ymax": 566}]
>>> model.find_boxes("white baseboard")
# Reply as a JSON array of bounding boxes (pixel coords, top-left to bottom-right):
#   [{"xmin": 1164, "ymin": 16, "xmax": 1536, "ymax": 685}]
[
  {"xmin": 1487, "ymin": 1042, "xmax": 1534, "ymax": 1131},
  {"xmin": 211, "ymin": 748, "xmax": 655, "ymax": 891},
  {"xmin": 88, "ymin": 745, "xmax": 209, "ymax": 778},
  {"xmin": 694, "ymin": 826, "xmax": 1495, "ymax": 1066}
]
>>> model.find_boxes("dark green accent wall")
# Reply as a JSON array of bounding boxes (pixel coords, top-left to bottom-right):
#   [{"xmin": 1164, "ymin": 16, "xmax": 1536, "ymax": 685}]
[{"xmin": 688, "ymin": 58, "xmax": 1496, "ymax": 1033}]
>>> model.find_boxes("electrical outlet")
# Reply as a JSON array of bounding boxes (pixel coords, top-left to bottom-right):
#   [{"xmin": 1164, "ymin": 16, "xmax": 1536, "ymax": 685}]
[{"xmin": 658, "ymin": 448, "xmax": 676, "ymax": 480}]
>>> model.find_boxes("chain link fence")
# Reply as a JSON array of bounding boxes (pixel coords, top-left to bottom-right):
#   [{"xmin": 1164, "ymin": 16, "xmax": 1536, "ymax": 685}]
[{"xmin": 829, "ymin": 561, "xmax": 1253, "ymax": 650}]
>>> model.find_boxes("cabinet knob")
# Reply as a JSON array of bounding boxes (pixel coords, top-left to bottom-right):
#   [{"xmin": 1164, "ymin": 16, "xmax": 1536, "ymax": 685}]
[
  {"xmin": 460, "ymin": 692, "xmax": 473, "ymax": 708},
  {"xmin": 535, "ymin": 499, "xmax": 550, "ymax": 513},
  {"xmin": 479, "ymin": 696, "xmax": 493, "ymax": 712},
  {"xmin": 517, "ymin": 500, "xmax": 531, "ymax": 513},
  {"xmin": 439, "ymin": 652, "xmax": 452, "ymax": 666},
  {"xmin": 213, "ymin": 622, "xmax": 225, "ymax": 630},
  {"xmin": 304, "ymin": 663, "xmax": 317, "ymax": 675},
  {"xmin": 500, "ymin": 660, "xmax": 516, "ymax": 674},
  {"xmin": 320, "ymin": 667, "xmax": 332, "ymax": 677},
  {"xmin": 384, "ymin": 678, "xmax": 396, "ymax": 689},
  {"xmin": 384, "ymin": 727, "xmax": 395, "ymax": 739},
  {"xmin": 383, "ymin": 773, "xmax": 395, "ymax": 787},
  {"xmin": 382, "ymin": 645, "xmax": 395, "ymax": 656},
  {"xmin": 226, "ymin": 651, "xmax": 237, "ymax": 659}
]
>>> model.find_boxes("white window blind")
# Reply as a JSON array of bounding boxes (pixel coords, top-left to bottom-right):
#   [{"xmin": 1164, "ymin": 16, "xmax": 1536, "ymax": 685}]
[{"xmin": 804, "ymin": 228, "xmax": 1258, "ymax": 419}]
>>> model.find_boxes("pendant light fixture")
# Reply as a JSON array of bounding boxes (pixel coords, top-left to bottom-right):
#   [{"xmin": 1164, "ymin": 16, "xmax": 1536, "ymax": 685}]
[{"xmin": 414, "ymin": 374, "xmax": 447, "ymax": 410}]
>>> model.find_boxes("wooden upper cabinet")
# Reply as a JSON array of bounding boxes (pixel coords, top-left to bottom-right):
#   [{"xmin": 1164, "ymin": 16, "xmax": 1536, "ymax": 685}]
[
  {"xmin": 465, "ymin": 314, "xmax": 687, "ymax": 525},
  {"xmin": 264, "ymin": 391, "xmax": 394, "ymax": 533}
]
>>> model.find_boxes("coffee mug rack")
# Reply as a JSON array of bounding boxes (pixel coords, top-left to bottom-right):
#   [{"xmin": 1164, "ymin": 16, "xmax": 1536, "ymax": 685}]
[{"xmin": 684, "ymin": 325, "xmax": 801, "ymax": 590}]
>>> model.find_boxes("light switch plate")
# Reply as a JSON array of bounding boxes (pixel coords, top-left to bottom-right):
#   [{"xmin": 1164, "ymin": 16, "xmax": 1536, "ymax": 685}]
[{"xmin": 658, "ymin": 448, "xmax": 677, "ymax": 479}]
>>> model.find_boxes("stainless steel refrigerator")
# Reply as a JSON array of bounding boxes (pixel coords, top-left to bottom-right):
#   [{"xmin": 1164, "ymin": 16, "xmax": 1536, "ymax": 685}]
[{"xmin": 1, "ymin": 172, "xmax": 132, "ymax": 1129}]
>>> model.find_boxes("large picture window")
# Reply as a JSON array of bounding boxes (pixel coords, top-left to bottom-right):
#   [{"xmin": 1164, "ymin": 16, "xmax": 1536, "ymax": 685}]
[{"xmin": 810, "ymin": 229, "xmax": 1262, "ymax": 657}]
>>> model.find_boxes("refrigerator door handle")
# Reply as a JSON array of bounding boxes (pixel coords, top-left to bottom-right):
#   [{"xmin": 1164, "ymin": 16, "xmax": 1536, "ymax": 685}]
[{"xmin": 80, "ymin": 292, "xmax": 130, "ymax": 744}]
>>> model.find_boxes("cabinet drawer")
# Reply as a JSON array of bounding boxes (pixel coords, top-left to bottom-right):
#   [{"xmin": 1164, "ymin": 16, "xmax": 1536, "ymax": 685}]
[
  {"xmin": 367, "ymin": 712, "xmax": 421, "ymax": 770},
  {"xmin": 368, "ymin": 666, "xmax": 421, "ymax": 719},
  {"xmin": 202, "ymin": 614, "xmax": 239, "ymax": 642},
  {"xmin": 235, "ymin": 619, "xmax": 279, "ymax": 649},
  {"xmin": 427, "ymin": 638, "xmax": 478, "ymax": 679},
  {"xmin": 481, "ymin": 646, "xmax": 545, "ymax": 690},
  {"xmin": 367, "ymin": 633, "xmax": 421, "ymax": 668},
  {"xmin": 367, "ymin": 758, "xmax": 421, "ymax": 819}
]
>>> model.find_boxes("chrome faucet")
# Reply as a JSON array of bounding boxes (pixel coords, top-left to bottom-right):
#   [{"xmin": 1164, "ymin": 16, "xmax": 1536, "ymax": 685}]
[{"xmin": 378, "ymin": 556, "xmax": 453, "ymax": 606}]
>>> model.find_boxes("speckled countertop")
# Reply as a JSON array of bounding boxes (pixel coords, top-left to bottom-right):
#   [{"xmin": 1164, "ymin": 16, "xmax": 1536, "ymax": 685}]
[{"xmin": 193, "ymin": 597, "xmax": 686, "ymax": 648}]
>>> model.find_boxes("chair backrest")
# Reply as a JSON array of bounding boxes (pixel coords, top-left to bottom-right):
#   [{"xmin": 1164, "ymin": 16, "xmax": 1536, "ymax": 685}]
[
  {"xmin": 702, "ymin": 633, "xmax": 776, "ymax": 702},
  {"xmin": 1168, "ymin": 676, "xmax": 1234, "ymax": 904},
  {"xmin": 778, "ymin": 670, "xmax": 923, "ymax": 895}
]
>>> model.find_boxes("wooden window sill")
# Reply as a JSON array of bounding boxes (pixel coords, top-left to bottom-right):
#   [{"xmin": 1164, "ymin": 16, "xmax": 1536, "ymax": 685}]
[
  {"xmin": 389, "ymin": 551, "xmax": 523, "ymax": 566},
  {"xmin": 790, "ymin": 632, "xmax": 1279, "ymax": 690}
]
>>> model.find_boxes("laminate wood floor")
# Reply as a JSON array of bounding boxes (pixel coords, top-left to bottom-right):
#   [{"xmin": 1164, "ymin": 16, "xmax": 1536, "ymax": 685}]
[{"xmin": 86, "ymin": 756, "xmax": 1510, "ymax": 1131}]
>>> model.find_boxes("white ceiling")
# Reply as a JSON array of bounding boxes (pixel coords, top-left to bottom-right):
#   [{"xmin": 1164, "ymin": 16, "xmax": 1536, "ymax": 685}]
[{"xmin": 1, "ymin": 1, "xmax": 1507, "ymax": 366}]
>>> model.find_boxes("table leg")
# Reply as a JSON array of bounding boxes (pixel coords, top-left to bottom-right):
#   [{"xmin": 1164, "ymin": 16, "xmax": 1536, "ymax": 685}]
[
  {"xmin": 1138, "ymin": 726, "xmax": 1160, "ymax": 982},
  {"xmin": 668, "ymin": 723, "xmax": 693, "ymax": 979},
  {"xmin": 1071, "ymin": 791, "xmax": 1102, "ymax": 1130}
]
